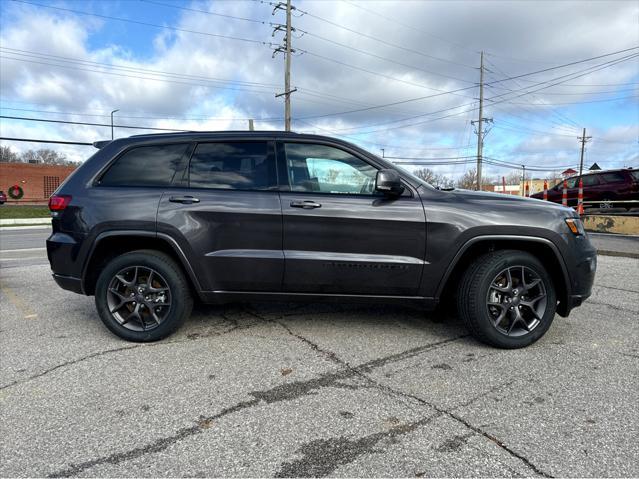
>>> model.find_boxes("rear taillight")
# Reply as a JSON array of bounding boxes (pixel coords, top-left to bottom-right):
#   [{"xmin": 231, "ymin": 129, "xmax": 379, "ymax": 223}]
[{"xmin": 48, "ymin": 194, "xmax": 72, "ymax": 211}]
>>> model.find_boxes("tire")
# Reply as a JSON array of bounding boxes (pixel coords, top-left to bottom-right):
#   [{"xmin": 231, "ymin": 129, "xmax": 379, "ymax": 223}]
[
  {"xmin": 457, "ymin": 250, "xmax": 557, "ymax": 349},
  {"xmin": 95, "ymin": 250, "xmax": 193, "ymax": 342}
]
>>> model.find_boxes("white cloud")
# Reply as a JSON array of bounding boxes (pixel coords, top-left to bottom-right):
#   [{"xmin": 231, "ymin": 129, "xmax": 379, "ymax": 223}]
[{"xmin": 0, "ymin": 0, "xmax": 637, "ymax": 177}]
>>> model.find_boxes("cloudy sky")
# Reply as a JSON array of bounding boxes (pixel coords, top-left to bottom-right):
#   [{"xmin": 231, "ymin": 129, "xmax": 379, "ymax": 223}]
[{"xmin": 0, "ymin": 0, "xmax": 637, "ymax": 180}]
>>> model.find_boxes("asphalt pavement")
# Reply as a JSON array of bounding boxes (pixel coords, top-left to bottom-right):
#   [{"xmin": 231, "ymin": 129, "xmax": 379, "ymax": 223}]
[{"xmin": 1, "ymin": 226, "xmax": 638, "ymax": 477}]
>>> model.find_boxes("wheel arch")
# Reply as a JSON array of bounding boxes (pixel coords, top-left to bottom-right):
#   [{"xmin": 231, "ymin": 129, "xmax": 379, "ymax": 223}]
[
  {"xmin": 437, "ymin": 235, "xmax": 571, "ymax": 317},
  {"xmin": 82, "ymin": 231, "xmax": 202, "ymax": 297}
]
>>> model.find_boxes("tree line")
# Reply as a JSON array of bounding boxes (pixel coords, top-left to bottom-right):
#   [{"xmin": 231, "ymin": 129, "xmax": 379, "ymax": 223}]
[
  {"xmin": 413, "ymin": 167, "xmax": 563, "ymax": 190},
  {"xmin": 0, "ymin": 145, "xmax": 76, "ymax": 166}
]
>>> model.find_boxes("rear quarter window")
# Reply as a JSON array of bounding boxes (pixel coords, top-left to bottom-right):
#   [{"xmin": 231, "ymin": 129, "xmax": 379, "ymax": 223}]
[
  {"xmin": 600, "ymin": 172, "xmax": 625, "ymax": 183},
  {"xmin": 581, "ymin": 175, "xmax": 599, "ymax": 187},
  {"xmin": 629, "ymin": 170, "xmax": 639, "ymax": 181},
  {"xmin": 99, "ymin": 144, "xmax": 189, "ymax": 187}
]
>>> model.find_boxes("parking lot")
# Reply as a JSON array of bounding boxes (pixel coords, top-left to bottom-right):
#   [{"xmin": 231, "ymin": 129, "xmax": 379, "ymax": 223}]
[{"xmin": 1, "ymin": 229, "xmax": 638, "ymax": 477}]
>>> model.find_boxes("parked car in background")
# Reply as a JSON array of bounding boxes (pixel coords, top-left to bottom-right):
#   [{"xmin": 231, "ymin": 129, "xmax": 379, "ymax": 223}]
[
  {"xmin": 47, "ymin": 131, "xmax": 597, "ymax": 349},
  {"xmin": 0, "ymin": 190, "xmax": 7, "ymax": 205},
  {"xmin": 532, "ymin": 168, "xmax": 639, "ymax": 209}
]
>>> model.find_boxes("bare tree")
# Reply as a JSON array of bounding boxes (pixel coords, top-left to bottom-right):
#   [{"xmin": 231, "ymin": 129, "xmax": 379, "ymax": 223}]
[
  {"xmin": 546, "ymin": 170, "xmax": 563, "ymax": 187},
  {"xmin": 20, "ymin": 148, "xmax": 72, "ymax": 165},
  {"xmin": 503, "ymin": 171, "xmax": 522, "ymax": 185},
  {"xmin": 0, "ymin": 145, "xmax": 20, "ymax": 163},
  {"xmin": 413, "ymin": 168, "xmax": 454, "ymax": 188},
  {"xmin": 457, "ymin": 168, "xmax": 478, "ymax": 189}
]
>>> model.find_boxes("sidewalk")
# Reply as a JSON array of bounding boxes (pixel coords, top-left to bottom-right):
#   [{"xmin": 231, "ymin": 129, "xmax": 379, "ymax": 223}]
[
  {"xmin": 587, "ymin": 232, "xmax": 639, "ymax": 259},
  {"xmin": 0, "ymin": 217, "xmax": 51, "ymax": 226}
]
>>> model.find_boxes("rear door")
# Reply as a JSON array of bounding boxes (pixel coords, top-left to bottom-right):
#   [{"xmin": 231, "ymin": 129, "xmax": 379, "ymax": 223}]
[
  {"xmin": 580, "ymin": 174, "xmax": 601, "ymax": 205},
  {"xmin": 157, "ymin": 140, "xmax": 283, "ymax": 292},
  {"xmin": 277, "ymin": 140, "xmax": 426, "ymax": 296}
]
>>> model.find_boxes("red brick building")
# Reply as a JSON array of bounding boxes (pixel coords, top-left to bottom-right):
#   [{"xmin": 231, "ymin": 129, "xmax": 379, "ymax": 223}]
[{"xmin": 0, "ymin": 162, "xmax": 77, "ymax": 204}]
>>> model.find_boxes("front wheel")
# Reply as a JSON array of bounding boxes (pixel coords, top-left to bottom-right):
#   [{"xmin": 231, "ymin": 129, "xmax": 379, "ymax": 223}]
[
  {"xmin": 457, "ymin": 250, "xmax": 557, "ymax": 348},
  {"xmin": 95, "ymin": 250, "xmax": 193, "ymax": 342}
]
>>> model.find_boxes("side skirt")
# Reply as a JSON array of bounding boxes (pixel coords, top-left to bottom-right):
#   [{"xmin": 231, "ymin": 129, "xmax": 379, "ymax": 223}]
[{"xmin": 198, "ymin": 290, "xmax": 438, "ymax": 310}]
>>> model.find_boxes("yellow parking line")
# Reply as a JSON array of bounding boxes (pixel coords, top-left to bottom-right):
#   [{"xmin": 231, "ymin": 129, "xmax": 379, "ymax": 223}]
[{"xmin": 0, "ymin": 282, "xmax": 37, "ymax": 319}]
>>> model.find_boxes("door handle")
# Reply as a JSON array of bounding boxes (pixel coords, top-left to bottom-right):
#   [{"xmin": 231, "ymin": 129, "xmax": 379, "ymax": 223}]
[
  {"xmin": 169, "ymin": 195, "xmax": 200, "ymax": 204},
  {"xmin": 290, "ymin": 200, "xmax": 321, "ymax": 209}
]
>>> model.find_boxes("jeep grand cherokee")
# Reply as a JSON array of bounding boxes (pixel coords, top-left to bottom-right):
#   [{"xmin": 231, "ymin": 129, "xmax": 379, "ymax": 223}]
[{"xmin": 46, "ymin": 132, "xmax": 597, "ymax": 348}]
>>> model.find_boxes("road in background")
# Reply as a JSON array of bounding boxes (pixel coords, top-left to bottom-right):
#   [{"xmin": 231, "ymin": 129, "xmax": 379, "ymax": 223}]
[
  {"xmin": 0, "ymin": 226, "xmax": 50, "ymax": 268},
  {"xmin": 588, "ymin": 232, "xmax": 639, "ymax": 257}
]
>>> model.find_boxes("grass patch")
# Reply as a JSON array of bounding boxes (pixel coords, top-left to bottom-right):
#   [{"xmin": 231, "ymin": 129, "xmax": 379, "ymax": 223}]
[{"xmin": 0, "ymin": 205, "xmax": 50, "ymax": 219}]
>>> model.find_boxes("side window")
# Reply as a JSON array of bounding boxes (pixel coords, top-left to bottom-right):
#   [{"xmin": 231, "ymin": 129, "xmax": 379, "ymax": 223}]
[
  {"xmin": 189, "ymin": 142, "xmax": 276, "ymax": 190},
  {"xmin": 565, "ymin": 177, "xmax": 578, "ymax": 188},
  {"xmin": 284, "ymin": 143, "xmax": 378, "ymax": 195},
  {"xmin": 100, "ymin": 144, "xmax": 189, "ymax": 186},
  {"xmin": 581, "ymin": 175, "xmax": 599, "ymax": 187},
  {"xmin": 601, "ymin": 172, "xmax": 625, "ymax": 183}
]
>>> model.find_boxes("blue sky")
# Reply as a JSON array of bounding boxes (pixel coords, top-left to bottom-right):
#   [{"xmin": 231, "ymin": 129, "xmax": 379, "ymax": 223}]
[{"xmin": 1, "ymin": 0, "xmax": 637, "ymax": 181}]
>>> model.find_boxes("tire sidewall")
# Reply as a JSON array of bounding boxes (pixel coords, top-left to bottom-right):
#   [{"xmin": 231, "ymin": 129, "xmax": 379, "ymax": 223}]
[
  {"xmin": 471, "ymin": 252, "xmax": 557, "ymax": 348},
  {"xmin": 95, "ymin": 251, "xmax": 191, "ymax": 342}
]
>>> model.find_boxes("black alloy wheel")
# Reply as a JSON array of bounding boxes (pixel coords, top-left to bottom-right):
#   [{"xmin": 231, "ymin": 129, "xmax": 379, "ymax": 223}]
[
  {"xmin": 95, "ymin": 250, "xmax": 193, "ymax": 342},
  {"xmin": 457, "ymin": 250, "xmax": 557, "ymax": 349},
  {"xmin": 107, "ymin": 266, "xmax": 172, "ymax": 332},
  {"xmin": 486, "ymin": 266, "xmax": 547, "ymax": 337}
]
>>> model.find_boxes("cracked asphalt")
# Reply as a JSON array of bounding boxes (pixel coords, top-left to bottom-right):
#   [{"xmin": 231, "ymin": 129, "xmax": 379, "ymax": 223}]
[{"xmin": 1, "ymin": 254, "xmax": 638, "ymax": 477}]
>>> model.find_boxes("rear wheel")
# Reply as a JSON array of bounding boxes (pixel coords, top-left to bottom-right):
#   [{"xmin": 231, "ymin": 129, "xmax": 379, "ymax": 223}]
[
  {"xmin": 95, "ymin": 250, "xmax": 193, "ymax": 342},
  {"xmin": 599, "ymin": 193, "xmax": 616, "ymax": 209},
  {"xmin": 457, "ymin": 250, "xmax": 556, "ymax": 348}
]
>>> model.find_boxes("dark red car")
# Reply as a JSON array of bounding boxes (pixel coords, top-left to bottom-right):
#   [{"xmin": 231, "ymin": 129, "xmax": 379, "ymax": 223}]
[
  {"xmin": 532, "ymin": 168, "xmax": 639, "ymax": 209},
  {"xmin": 0, "ymin": 190, "xmax": 7, "ymax": 205}
]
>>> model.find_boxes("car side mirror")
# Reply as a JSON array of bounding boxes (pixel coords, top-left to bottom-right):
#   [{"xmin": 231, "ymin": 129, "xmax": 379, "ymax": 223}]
[{"xmin": 375, "ymin": 169, "xmax": 404, "ymax": 197}]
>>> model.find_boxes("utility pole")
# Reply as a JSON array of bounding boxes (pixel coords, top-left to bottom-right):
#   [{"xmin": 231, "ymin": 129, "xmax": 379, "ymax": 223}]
[
  {"xmin": 471, "ymin": 52, "xmax": 492, "ymax": 191},
  {"xmin": 521, "ymin": 165, "xmax": 526, "ymax": 196},
  {"xmin": 476, "ymin": 51, "xmax": 484, "ymax": 191},
  {"xmin": 272, "ymin": 0, "xmax": 296, "ymax": 131},
  {"xmin": 578, "ymin": 128, "xmax": 592, "ymax": 176}
]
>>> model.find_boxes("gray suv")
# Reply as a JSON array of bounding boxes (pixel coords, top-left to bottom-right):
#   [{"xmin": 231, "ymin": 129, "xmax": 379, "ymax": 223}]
[{"xmin": 46, "ymin": 131, "xmax": 596, "ymax": 348}]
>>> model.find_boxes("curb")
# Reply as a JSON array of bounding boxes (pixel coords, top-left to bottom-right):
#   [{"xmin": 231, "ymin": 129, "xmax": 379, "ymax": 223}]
[
  {"xmin": 0, "ymin": 218, "xmax": 51, "ymax": 226},
  {"xmin": 596, "ymin": 250, "xmax": 639, "ymax": 260}
]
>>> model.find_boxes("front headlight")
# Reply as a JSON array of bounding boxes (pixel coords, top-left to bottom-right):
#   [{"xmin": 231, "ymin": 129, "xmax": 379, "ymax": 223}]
[{"xmin": 565, "ymin": 218, "xmax": 585, "ymax": 236}]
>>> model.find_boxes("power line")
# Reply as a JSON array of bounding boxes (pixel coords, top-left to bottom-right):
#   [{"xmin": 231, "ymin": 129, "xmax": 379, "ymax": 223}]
[
  {"xmin": 6, "ymin": 0, "xmax": 469, "ymax": 96},
  {"xmin": 10, "ymin": 0, "xmax": 272, "ymax": 45},
  {"xmin": 293, "ymin": 5, "xmax": 476, "ymax": 70},
  {"xmin": 0, "ymin": 106, "xmax": 256, "ymax": 122},
  {"xmin": 295, "ymin": 28, "xmax": 476, "ymax": 85},
  {"xmin": 147, "ymin": 0, "xmax": 477, "ymax": 80},
  {"xmin": 295, "ymin": 46, "xmax": 639, "ymax": 121},
  {"xmin": 484, "ymin": 57, "xmax": 582, "ymax": 130},
  {"xmin": 0, "ymin": 115, "xmax": 195, "ymax": 132},
  {"xmin": 140, "ymin": 0, "xmax": 266, "ymax": 24},
  {"xmin": 0, "ymin": 137, "xmax": 92, "ymax": 145},
  {"xmin": 490, "ymin": 94, "xmax": 638, "ymax": 106},
  {"xmin": 0, "ymin": 47, "xmax": 281, "ymax": 89},
  {"xmin": 340, "ymin": 0, "xmax": 478, "ymax": 55},
  {"xmin": 314, "ymin": 51, "xmax": 639, "ymax": 135}
]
